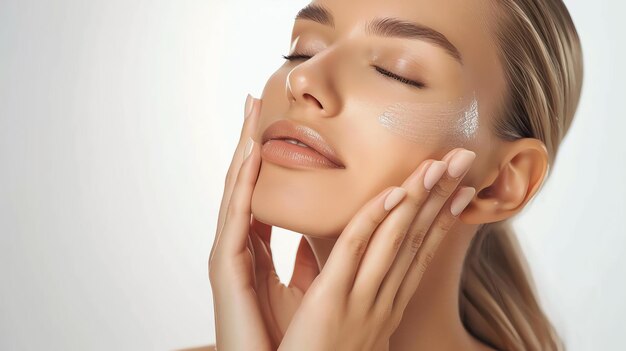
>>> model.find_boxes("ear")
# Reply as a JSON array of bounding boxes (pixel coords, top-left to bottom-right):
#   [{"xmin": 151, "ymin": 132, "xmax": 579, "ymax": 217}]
[{"xmin": 460, "ymin": 138, "xmax": 549, "ymax": 224}]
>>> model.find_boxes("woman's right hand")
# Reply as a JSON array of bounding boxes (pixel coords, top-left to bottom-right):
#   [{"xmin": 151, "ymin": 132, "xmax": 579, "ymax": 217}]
[
  {"xmin": 208, "ymin": 94, "xmax": 274, "ymax": 351},
  {"xmin": 247, "ymin": 217, "xmax": 322, "ymax": 349},
  {"xmin": 208, "ymin": 93, "xmax": 321, "ymax": 350}
]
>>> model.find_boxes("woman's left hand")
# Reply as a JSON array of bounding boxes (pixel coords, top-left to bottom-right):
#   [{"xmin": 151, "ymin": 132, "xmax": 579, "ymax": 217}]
[{"xmin": 277, "ymin": 149, "xmax": 476, "ymax": 351}]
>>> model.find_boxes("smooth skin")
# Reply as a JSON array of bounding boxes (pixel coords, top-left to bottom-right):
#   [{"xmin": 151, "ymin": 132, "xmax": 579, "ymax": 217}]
[
  {"xmin": 197, "ymin": 96, "xmax": 481, "ymax": 351},
  {"xmin": 206, "ymin": 96, "xmax": 320, "ymax": 351},
  {"xmin": 189, "ymin": 0, "xmax": 551, "ymax": 349},
  {"xmin": 276, "ymin": 155, "xmax": 477, "ymax": 351}
]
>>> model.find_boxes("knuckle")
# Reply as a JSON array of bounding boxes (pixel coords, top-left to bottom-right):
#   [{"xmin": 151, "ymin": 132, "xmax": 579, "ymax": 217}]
[
  {"xmin": 404, "ymin": 196, "xmax": 422, "ymax": 213},
  {"xmin": 436, "ymin": 214, "xmax": 456, "ymax": 232},
  {"xmin": 228, "ymin": 187, "xmax": 251, "ymax": 215},
  {"xmin": 364, "ymin": 209, "xmax": 384, "ymax": 228},
  {"xmin": 373, "ymin": 302, "xmax": 394, "ymax": 321},
  {"xmin": 224, "ymin": 201, "xmax": 245, "ymax": 222},
  {"xmin": 416, "ymin": 252, "xmax": 435, "ymax": 276},
  {"xmin": 348, "ymin": 235, "xmax": 369, "ymax": 258},
  {"xmin": 407, "ymin": 228, "xmax": 427, "ymax": 254},
  {"xmin": 409, "ymin": 192, "xmax": 427, "ymax": 211},
  {"xmin": 389, "ymin": 310, "xmax": 404, "ymax": 331},
  {"xmin": 391, "ymin": 229, "xmax": 407, "ymax": 252},
  {"xmin": 431, "ymin": 180, "xmax": 455, "ymax": 199},
  {"xmin": 228, "ymin": 200, "xmax": 247, "ymax": 217}
]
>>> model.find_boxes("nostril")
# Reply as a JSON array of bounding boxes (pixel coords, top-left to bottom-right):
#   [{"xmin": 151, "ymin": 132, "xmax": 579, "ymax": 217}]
[{"xmin": 303, "ymin": 93, "xmax": 323, "ymax": 109}]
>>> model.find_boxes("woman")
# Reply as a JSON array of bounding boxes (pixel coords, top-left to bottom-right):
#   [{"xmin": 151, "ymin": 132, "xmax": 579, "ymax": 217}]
[{"xmin": 202, "ymin": 0, "xmax": 583, "ymax": 350}]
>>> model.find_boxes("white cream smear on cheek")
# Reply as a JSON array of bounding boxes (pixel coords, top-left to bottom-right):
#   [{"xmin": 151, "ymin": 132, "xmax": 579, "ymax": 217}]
[{"xmin": 377, "ymin": 94, "xmax": 480, "ymax": 144}]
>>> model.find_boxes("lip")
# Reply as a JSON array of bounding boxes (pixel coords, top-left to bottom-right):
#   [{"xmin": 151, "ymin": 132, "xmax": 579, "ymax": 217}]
[{"xmin": 261, "ymin": 119, "xmax": 345, "ymax": 169}]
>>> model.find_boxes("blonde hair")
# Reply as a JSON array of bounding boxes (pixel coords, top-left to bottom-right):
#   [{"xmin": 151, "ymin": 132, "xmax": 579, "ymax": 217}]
[{"xmin": 459, "ymin": 0, "xmax": 583, "ymax": 350}]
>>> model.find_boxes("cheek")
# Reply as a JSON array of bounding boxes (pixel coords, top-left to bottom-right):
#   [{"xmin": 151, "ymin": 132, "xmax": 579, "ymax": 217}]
[
  {"xmin": 250, "ymin": 68, "xmax": 484, "ymax": 236},
  {"xmin": 376, "ymin": 95, "xmax": 480, "ymax": 146},
  {"xmin": 250, "ymin": 162, "xmax": 383, "ymax": 237},
  {"xmin": 346, "ymin": 133, "xmax": 430, "ymax": 188},
  {"xmin": 249, "ymin": 131, "xmax": 426, "ymax": 238}
]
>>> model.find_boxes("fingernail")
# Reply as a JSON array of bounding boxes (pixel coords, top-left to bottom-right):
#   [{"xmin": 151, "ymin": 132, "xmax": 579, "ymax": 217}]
[
  {"xmin": 450, "ymin": 187, "xmax": 476, "ymax": 216},
  {"xmin": 244, "ymin": 94, "xmax": 254, "ymax": 119},
  {"xmin": 447, "ymin": 149, "xmax": 476, "ymax": 178},
  {"xmin": 442, "ymin": 148, "xmax": 460, "ymax": 163},
  {"xmin": 243, "ymin": 137, "xmax": 254, "ymax": 161},
  {"xmin": 423, "ymin": 161, "xmax": 447, "ymax": 190},
  {"xmin": 384, "ymin": 187, "xmax": 407, "ymax": 211}
]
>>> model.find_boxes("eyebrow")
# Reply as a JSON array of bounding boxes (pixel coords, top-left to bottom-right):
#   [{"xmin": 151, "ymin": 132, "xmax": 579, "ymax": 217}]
[{"xmin": 294, "ymin": 3, "xmax": 463, "ymax": 65}]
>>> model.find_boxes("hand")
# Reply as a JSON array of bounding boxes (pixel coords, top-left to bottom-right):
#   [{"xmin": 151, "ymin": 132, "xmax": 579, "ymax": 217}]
[
  {"xmin": 209, "ymin": 94, "xmax": 319, "ymax": 350},
  {"xmin": 208, "ymin": 94, "xmax": 273, "ymax": 351},
  {"xmin": 247, "ymin": 215, "xmax": 321, "ymax": 348},
  {"xmin": 277, "ymin": 148, "xmax": 477, "ymax": 351}
]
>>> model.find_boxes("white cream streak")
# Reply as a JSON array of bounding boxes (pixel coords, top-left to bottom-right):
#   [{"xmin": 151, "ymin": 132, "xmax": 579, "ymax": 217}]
[{"xmin": 377, "ymin": 94, "xmax": 480, "ymax": 144}]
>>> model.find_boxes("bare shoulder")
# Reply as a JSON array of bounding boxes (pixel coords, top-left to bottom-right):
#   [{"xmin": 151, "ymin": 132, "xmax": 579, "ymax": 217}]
[{"xmin": 174, "ymin": 345, "xmax": 216, "ymax": 351}]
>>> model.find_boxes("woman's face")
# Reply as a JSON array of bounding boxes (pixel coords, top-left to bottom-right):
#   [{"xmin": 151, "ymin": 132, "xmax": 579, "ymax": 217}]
[{"xmin": 251, "ymin": 0, "xmax": 505, "ymax": 237}]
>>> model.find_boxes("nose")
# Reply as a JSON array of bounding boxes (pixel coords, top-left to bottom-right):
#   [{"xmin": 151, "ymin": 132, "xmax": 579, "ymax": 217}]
[{"xmin": 285, "ymin": 56, "xmax": 341, "ymax": 118}]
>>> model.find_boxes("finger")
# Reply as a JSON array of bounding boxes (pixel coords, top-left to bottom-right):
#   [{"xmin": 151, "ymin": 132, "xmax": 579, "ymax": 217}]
[
  {"xmin": 251, "ymin": 215, "xmax": 272, "ymax": 246},
  {"xmin": 288, "ymin": 236, "xmax": 321, "ymax": 294},
  {"xmin": 211, "ymin": 96, "xmax": 262, "ymax": 261},
  {"xmin": 217, "ymin": 96, "xmax": 262, "ymax": 234},
  {"xmin": 319, "ymin": 184, "xmax": 408, "ymax": 295},
  {"xmin": 348, "ymin": 148, "xmax": 462, "ymax": 302},
  {"xmin": 441, "ymin": 147, "xmax": 462, "ymax": 163},
  {"xmin": 376, "ymin": 149, "xmax": 476, "ymax": 307},
  {"xmin": 350, "ymin": 146, "xmax": 465, "ymax": 302},
  {"xmin": 250, "ymin": 215, "xmax": 275, "ymax": 278},
  {"xmin": 215, "ymin": 137, "xmax": 262, "ymax": 256},
  {"xmin": 350, "ymin": 159, "xmax": 439, "ymax": 303},
  {"xmin": 250, "ymin": 230, "xmax": 288, "ymax": 348},
  {"xmin": 250, "ymin": 225, "xmax": 278, "ymax": 281},
  {"xmin": 250, "ymin": 215, "xmax": 276, "ymax": 276},
  {"xmin": 393, "ymin": 186, "xmax": 475, "ymax": 311}
]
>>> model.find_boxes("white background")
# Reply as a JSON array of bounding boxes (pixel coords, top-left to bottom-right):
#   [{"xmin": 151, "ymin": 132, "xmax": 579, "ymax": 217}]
[{"xmin": 1, "ymin": 0, "xmax": 624, "ymax": 350}]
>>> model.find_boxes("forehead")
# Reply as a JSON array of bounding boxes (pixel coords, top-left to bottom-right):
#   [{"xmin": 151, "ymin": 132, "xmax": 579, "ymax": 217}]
[
  {"xmin": 301, "ymin": 0, "xmax": 503, "ymax": 96},
  {"xmin": 307, "ymin": 0, "xmax": 490, "ymax": 52}
]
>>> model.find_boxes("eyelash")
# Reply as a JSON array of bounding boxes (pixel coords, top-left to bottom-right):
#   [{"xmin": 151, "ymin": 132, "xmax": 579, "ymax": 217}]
[{"xmin": 281, "ymin": 53, "xmax": 426, "ymax": 89}]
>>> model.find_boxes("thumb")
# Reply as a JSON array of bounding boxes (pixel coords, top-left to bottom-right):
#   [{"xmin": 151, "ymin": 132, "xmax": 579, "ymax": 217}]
[
  {"xmin": 250, "ymin": 225, "xmax": 277, "ymax": 280},
  {"xmin": 251, "ymin": 215, "xmax": 272, "ymax": 245},
  {"xmin": 288, "ymin": 235, "xmax": 320, "ymax": 294}
]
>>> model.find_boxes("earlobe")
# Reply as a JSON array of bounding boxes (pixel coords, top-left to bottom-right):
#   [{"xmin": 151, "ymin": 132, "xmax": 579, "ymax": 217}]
[{"xmin": 460, "ymin": 138, "xmax": 549, "ymax": 224}]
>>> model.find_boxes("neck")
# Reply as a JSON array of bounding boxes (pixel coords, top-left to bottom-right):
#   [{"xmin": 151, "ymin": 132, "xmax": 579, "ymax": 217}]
[{"xmin": 304, "ymin": 221, "xmax": 492, "ymax": 351}]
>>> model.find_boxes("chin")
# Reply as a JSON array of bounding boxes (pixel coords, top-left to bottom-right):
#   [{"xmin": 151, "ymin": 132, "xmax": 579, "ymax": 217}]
[{"xmin": 250, "ymin": 162, "xmax": 353, "ymax": 238}]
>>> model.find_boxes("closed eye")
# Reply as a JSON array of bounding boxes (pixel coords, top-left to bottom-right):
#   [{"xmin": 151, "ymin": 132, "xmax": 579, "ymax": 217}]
[
  {"xmin": 282, "ymin": 53, "xmax": 426, "ymax": 89},
  {"xmin": 372, "ymin": 66, "xmax": 426, "ymax": 89}
]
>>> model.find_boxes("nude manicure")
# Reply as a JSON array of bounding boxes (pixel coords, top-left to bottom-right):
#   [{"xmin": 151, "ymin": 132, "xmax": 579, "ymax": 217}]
[
  {"xmin": 244, "ymin": 94, "xmax": 253, "ymax": 119},
  {"xmin": 450, "ymin": 187, "xmax": 476, "ymax": 216},
  {"xmin": 423, "ymin": 161, "xmax": 448, "ymax": 190},
  {"xmin": 447, "ymin": 149, "xmax": 476, "ymax": 178},
  {"xmin": 384, "ymin": 187, "xmax": 407, "ymax": 211}
]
